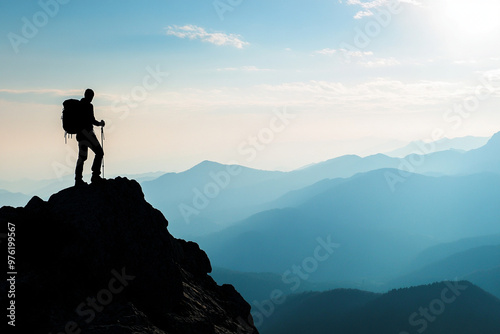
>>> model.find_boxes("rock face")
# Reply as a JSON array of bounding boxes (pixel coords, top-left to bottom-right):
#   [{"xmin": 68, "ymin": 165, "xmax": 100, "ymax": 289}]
[{"xmin": 0, "ymin": 178, "xmax": 257, "ymax": 334}]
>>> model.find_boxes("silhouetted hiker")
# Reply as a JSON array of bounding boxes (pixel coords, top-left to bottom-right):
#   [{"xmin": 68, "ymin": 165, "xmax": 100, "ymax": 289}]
[{"xmin": 75, "ymin": 89, "xmax": 105, "ymax": 186}]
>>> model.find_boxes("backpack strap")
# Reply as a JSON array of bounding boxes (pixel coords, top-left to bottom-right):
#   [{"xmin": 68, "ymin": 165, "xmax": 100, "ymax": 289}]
[{"xmin": 64, "ymin": 131, "xmax": 75, "ymax": 144}]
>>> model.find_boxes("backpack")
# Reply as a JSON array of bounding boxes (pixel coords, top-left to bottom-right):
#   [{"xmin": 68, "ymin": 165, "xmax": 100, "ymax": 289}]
[{"xmin": 62, "ymin": 99, "xmax": 86, "ymax": 135}]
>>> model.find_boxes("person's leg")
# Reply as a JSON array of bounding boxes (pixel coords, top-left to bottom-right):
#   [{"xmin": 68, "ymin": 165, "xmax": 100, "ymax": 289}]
[
  {"xmin": 86, "ymin": 131, "xmax": 104, "ymax": 181},
  {"xmin": 75, "ymin": 140, "xmax": 89, "ymax": 184}
]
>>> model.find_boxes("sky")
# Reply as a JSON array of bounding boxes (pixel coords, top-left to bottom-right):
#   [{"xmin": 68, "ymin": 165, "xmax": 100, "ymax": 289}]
[{"xmin": 1, "ymin": 0, "xmax": 500, "ymax": 181}]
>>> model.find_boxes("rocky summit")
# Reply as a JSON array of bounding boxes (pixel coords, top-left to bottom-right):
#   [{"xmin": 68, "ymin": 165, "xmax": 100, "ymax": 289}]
[{"xmin": 0, "ymin": 177, "xmax": 258, "ymax": 334}]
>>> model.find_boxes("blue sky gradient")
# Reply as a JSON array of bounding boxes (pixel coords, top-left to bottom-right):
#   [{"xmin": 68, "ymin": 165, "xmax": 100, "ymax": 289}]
[{"xmin": 1, "ymin": 0, "xmax": 500, "ymax": 180}]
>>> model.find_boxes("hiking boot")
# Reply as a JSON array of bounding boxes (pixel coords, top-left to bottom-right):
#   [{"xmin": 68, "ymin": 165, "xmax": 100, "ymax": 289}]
[
  {"xmin": 91, "ymin": 175, "xmax": 105, "ymax": 184},
  {"xmin": 75, "ymin": 179, "xmax": 88, "ymax": 187}
]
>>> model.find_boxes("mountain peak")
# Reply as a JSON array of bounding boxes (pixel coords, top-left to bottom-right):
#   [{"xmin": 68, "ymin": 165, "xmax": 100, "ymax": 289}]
[
  {"xmin": 0, "ymin": 177, "xmax": 258, "ymax": 333},
  {"xmin": 194, "ymin": 160, "xmax": 224, "ymax": 168},
  {"xmin": 486, "ymin": 130, "xmax": 500, "ymax": 146}
]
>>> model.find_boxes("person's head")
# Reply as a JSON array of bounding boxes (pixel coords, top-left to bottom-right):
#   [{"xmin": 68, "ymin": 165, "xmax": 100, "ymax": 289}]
[{"xmin": 84, "ymin": 88, "xmax": 94, "ymax": 102}]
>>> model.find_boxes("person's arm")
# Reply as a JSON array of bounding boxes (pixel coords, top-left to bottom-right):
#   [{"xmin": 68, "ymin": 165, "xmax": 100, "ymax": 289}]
[{"xmin": 90, "ymin": 105, "xmax": 105, "ymax": 126}]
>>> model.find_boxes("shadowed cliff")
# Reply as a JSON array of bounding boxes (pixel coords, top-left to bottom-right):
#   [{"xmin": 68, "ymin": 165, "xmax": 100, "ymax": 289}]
[{"xmin": 0, "ymin": 177, "xmax": 257, "ymax": 334}]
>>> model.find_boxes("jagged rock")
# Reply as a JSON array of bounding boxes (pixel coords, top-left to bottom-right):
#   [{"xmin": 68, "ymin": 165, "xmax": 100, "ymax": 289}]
[{"xmin": 0, "ymin": 177, "xmax": 257, "ymax": 334}]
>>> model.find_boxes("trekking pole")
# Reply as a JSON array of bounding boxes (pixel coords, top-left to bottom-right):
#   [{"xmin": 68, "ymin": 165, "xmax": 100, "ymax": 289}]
[{"xmin": 101, "ymin": 125, "xmax": 105, "ymax": 178}]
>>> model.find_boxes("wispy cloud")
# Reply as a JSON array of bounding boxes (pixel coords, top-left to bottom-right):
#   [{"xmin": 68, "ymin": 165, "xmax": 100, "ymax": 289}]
[
  {"xmin": 354, "ymin": 10, "xmax": 374, "ymax": 19},
  {"xmin": 359, "ymin": 57, "xmax": 401, "ymax": 67},
  {"xmin": 165, "ymin": 25, "xmax": 249, "ymax": 49},
  {"xmin": 341, "ymin": 49, "xmax": 374, "ymax": 58},
  {"xmin": 314, "ymin": 48, "xmax": 374, "ymax": 58},
  {"xmin": 216, "ymin": 66, "xmax": 273, "ymax": 72},
  {"xmin": 341, "ymin": 0, "xmax": 423, "ymax": 19},
  {"xmin": 314, "ymin": 48, "xmax": 338, "ymax": 56},
  {"xmin": 315, "ymin": 48, "xmax": 399, "ymax": 67},
  {"xmin": 0, "ymin": 88, "xmax": 120, "ymax": 106},
  {"xmin": 0, "ymin": 88, "xmax": 81, "ymax": 96},
  {"xmin": 256, "ymin": 78, "xmax": 469, "ymax": 110},
  {"xmin": 453, "ymin": 60, "xmax": 478, "ymax": 65}
]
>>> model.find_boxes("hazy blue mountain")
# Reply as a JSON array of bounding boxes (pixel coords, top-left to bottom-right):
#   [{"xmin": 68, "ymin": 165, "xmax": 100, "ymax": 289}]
[
  {"xmin": 210, "ymin": 267, "xmax": 361, "ymax": 303},
  {"xmin": 255, "ymin": 178, "xmax": 347, "ymax": 212},
  {"xmin": 409, "ymin": 131, "xmax": 500, "ymax": 176},
  {"xmin": 121, "ymin": 171, "xmax": 165, "ymax": 182},
  {"xmin": 198, "ymin": 169, "xmax": 500, "ymax": 283},
  {"xmin": 0, "ymin": 189, "xmax": 31, "ymax": 207},
  {"xmin": 289, "ymin": 153, "xmax": 399, "ymax": 183},
  {"xmin": 299, "ymin": 170, "xmax": 500, "ymax": 240},
  {"xmin": 141, "ymin": 156, "xmax": 401, "ymax": 238},
  {"xmin": 409, "ymin": 233, "xmax": 500, "ymax": 270},
  {"xmin": 141, "ymin": 155, "xmax": 417, "ymax": 238},
  {"xmin": 260, "ymin": 289, "xmax": 380, "ymax": 333},
  {"xmin": 385, "ymin": 136, "xmax": 490, "ymax": 157},
  {"xmin": 290, "ymin": 131, "xmax": 500, "ymax": 182},
  {"xmin": 141, "ymin": 161, "xmax": 291, "ymax": 237},
  {"xmin": 260, "ymin": 281, "xmax": 500, "ymax": 334},
  {"xmin": 0, "ymin": 177, "xmax": 64, "ymax": 196},
  {"xmin": 200, "ymin": 205, "xmax": 435, "ymax": 282},
  {"xmin": 139, "ymin": 131, "xmax": 500, "ymax": 239},
  {"xmin": 462, "ymin": 266, "xmax": 500, "ymax": 299},
  {"xmin": 389, "ymin": 245, "xmax": 500, "ymax": 289}
]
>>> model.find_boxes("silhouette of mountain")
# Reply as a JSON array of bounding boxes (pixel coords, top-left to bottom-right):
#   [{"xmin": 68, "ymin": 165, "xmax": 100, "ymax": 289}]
[
  {"xmin": 260, "ymin": 282, "xmax": 500, "ymax": 334},
  {"xmin": 211, "ymin": 267, "xmax": 350, "ymax": 303},
  {"xmin": 260, "ymin": 289, "xmax": 380, "ymax": 333},
  {"xmin": 0, "ymin": 177, "xmax": 60, "ymax": 194},
  {"xmin": 411, "ymin": 131, "xmax": 500, "ymax": 175},
  {"xmin": 0, "ymin": 189, "xmax": 31, "ymax": 208},
  {"xmin": 390, "ymin": 245, "xmax": 500, "ymax": 289},
  {"xmin": 462, "ymin": 267, "xmax": 500, "ymax": 299},
  {"xmin": 198, "ymin": 169, "xmax": 500, "ymax": 282},
  {"xmin": 298, "ymin": 169, "xmax": 500, "ymax": 240},
  {"xmin": 141, "ymin": 161, "xmax": 290, "ymax": 237},
  {"xmin": 385, "ymin": 136, "xmax": 489, "ymax": 157},
  {"xmin": 139, "ymin": 131, "xmax": 500, "ymax": 239},
  {"xmin": 199, "ymin": 204, "xmax": 436, "ymax": 283},
  {"xmin": 0, "ymin": 178, "xmax": 257, "ymax": 334},
  {"xmin": 290, "ymin": 153, "xmax": 399, "ymax": 183},
  {"xmin": 409, "ymin": 233, "xmax": 500, "ymax": 269}
]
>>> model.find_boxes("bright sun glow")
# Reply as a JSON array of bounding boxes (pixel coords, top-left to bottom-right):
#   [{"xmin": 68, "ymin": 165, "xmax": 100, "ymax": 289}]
[{"xmin": 436, "ymin": 0, "xmax": 500, "ymax": 37}]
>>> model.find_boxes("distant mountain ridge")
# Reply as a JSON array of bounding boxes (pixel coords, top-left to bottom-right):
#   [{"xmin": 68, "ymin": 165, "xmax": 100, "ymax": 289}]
[
  {"xmin": 260, "ymin": 282, "xmax": 500, "ymax": 334},
  {"xmin": 385, "ymin": 136, "xmax": 490, "ymax": 157},
  {"xmin": 141, "ymin": 131, "xmax": 500, "ymax": 238},
  {"xmin": 409, "ymin": 233, "xmax": 500, "ymax": 269},
  {"xmin": 198, "ymin": 169, "xmax": 500, "ymax": 283},
  {"xmin": 390, "ymin": 245, "xmax": 500, "ymax": 290},
  {"xmin": 0, "ymin": 189, "xmax": 31, "ymax": 208}
]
